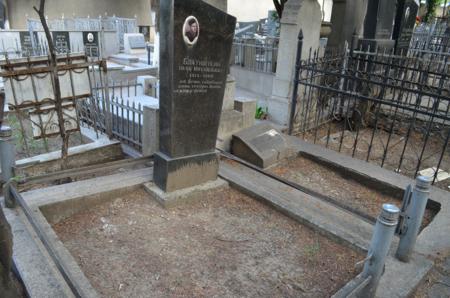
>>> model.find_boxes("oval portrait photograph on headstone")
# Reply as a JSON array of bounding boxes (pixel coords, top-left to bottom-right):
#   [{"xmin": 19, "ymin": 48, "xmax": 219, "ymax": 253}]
[{"xmin": 183, "ymin": 16, "xmax": 200, "ymax": 46}]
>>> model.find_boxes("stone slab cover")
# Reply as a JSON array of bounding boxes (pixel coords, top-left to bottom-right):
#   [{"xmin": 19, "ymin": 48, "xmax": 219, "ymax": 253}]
[
  {"xmin": 154, "ymin": 0, "xmax": 236, "ymax": 192},
  {"xmin": 231, "ymin": 123, "xmax": 292, "ymax": 169}
]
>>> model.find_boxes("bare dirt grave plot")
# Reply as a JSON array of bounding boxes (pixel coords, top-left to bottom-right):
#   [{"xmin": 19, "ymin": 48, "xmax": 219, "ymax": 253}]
[
  {"xmin": 269, "ymin": 156, "xmax": 437, "ymax": 228},
  {"xmin": 301, "ymin": 122, "xmax": 450, "ymax": 192},
  {"xmin": 52, "ymin": 187, "xmax": 363, "ymax": 298}
]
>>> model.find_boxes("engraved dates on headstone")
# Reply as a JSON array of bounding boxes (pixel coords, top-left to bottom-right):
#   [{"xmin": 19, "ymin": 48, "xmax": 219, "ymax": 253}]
[
  {"xmin": 160, "ymin": 0, "xmax": 236, "ymax": 157},
  {"xmin": 52, "ymin": 31, "xmax": 71, "ymax": 54},
  {"xmin": 19, "ymin": 32, "xmax": 38, "ymax": 56}
]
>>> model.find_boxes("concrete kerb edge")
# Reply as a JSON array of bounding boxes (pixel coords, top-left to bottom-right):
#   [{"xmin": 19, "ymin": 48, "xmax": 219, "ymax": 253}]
[
  {"xmin": 21, "ymin": 186, "xmax": 148, "ymax": 298},
  {"xmin": 221, "ymin": 175, "xmax": 369, "ymax": 254}
]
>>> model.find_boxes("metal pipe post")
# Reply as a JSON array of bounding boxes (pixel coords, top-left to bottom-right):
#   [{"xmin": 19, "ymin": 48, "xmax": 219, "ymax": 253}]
[
  {"xmin": 361, "ymin": 203, "xmax": 400, "ymax": 298},
  {"xmin": 0, "ymin": 126, "xmax": 16, "ymax": 207},
  {"xmin": 396, "ymin": 176, "xmax": 431, "ymax": 262}
]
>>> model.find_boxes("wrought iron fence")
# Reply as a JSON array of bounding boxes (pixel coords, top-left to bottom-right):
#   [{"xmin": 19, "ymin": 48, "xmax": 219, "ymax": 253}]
[
  {"xmin": 230, "ymin": 37, "xmax": 279, "ymax": 73},
  {"xmin": 93, "ymin": 80, "xmax": 144, "ymax": 99},
  {"xmin": 0, "ymin": 53, "xmax": 103, "ymax": 158},
  {"xmin": 0, "ymin": 44, "xmax": 50, "ymax": 60},
  {"xmin": 410, "ymin": 17, "xmax": 450, "ymax": 54},
  {"xmin": 78, "ymin": 96, "xmax": 143, "ymax": 150},
  {"xmin": 0, "ymin": 53, "xmax": 145, "ymax": 157},
  {"xmin": 290, "ymin": 40, "xmax": 450, "ymax": 185},
  {"xmin": 78, "ymin": 79, "xmax": 144, "ymax": 151}
]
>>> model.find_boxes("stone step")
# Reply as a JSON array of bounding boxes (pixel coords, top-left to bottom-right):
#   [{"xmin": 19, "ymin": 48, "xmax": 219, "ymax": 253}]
[{"xmin": 3, "ymin": 206, "xmax": 75, "ymax": 298}]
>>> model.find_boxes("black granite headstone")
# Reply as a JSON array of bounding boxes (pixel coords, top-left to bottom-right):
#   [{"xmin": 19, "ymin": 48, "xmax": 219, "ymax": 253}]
[
  {"xmin": 139, "ymin": 26, "xmax": 151, "ymax": 41},
  {"xmin": 52, "ymin": 31, "xmax": 71, "ymax": 54},
  {"xmin": 19, "ymin": 32, "xmax": 34, "ymax": 56},
  {"xmin": 359, "ymin": 0, "xmax": 397, "ymax": 50},
  {"xmin": 82, "ymin": 31, "xmax": 99, "ymax": 57},
  {"xmin": 154, "ymin": 0, "xmax": 236, "ymax": 192},
  {"xmin": 393, "ymin": 0, "xmax": 419, "ymax": 54}
]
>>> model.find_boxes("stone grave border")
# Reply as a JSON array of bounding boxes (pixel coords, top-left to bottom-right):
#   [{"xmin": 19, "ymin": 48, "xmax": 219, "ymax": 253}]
[
  {"xmin": 3, "ymin": 136, "xmax": 448, "ymax": 296},
  {"xmin": 293, "ymin": 139, "xmax": 448, "ymax": 297}
]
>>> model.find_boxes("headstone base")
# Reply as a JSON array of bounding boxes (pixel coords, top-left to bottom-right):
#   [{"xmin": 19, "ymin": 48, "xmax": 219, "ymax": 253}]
[
  {"xmin": 154, "ymin": 151, "xmax": 219, "ymax": 192},
  {"xmin": 144, "ymin": 178, "xmax": 229, "ymax": 208},
  {"xmin": 357, "ymin": 39, "xmax": 395, "ymax": 51}
]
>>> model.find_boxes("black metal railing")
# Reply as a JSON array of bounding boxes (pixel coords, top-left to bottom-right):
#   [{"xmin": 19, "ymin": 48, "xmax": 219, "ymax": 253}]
[
  {"xmin": 77, "ymin": 93, "xmax": 143, "ymax": 151},
  {"xmin": 230, "ymin": 37, "xmax": 279, "ymax": 73},
  {"xmin": 93, "ymin": 80, "xmax": 144, "ymax": 99},
  {"xmin": 290, "ymin": 38, "xmax": 450, "ymax": 185},
  {"xmin": 410, "ymin": 17, "xmax": 450, "ymax": 55}
]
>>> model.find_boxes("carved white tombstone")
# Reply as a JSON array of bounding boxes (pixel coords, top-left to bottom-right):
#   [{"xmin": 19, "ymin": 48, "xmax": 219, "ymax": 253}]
[{"xmin": 268, "ymin": 0, "xmax": 322, "ymax": 126}]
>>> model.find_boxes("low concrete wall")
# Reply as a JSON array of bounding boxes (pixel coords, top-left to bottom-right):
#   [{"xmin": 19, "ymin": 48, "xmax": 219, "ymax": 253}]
[
  {"xmin": 15, "ymin": 139, "xmax": 123, "ymax": 177},
  {"xmin": 0, "ymin": 30, "xmax": 119, "ymax": 59},
  {"xmin": 230, "ymin": 66, "xmax": 274, "ymax": 105}
]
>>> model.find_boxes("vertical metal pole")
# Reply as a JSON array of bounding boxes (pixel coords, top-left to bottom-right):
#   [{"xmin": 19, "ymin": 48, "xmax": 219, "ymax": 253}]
[
  {"xmin": 396, "ymin": 176, "xmax": 431, "ymax": 262},
  {"xmin": 0, "ymin": 126, "xmax": 16, "ymax": 208},
  {"xmin": 443, "ymin": 0, "xmax": 447, "ymax": 18},
  {"xmin": 361, "ymin": 204, "xmax": 400, "ymax": 298},
  {"xmin": 288, "ymin": 30, "xmax": 303, "ymax": 135},
  {"xmin": 350, "ymin": 29, "xmax": 358, "ymax": 58}
]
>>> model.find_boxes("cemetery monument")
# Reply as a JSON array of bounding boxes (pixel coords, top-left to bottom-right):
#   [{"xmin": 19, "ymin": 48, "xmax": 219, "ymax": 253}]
[
  {"xmin": 393, "ymin": 0, "xmax": 420, "ymax": 54},
  {"xmin": 146, "ymin": 0, "xmax": 236, "ymax": 206},
  {"xmin": 358, "ymin": 0, "xmax": 397, "ymax": 50}
]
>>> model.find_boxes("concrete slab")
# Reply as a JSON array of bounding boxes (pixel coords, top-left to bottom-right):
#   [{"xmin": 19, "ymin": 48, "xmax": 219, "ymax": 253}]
[
  {"xmin": 24, "ymin": 167, "xmax": 152, "ymax": 211},
  {"xmin": 231, "ymin": 123, "xmax": 294, "ymax": 168},
  {"xmin": 105, "ymin": 61, "xmax": 125, "ymax": 71},
  {"xmin": 15, "ymin": 139, "xmax": 123, "ymax": 177},
  {"xmin": 144, "ymin": 178, "xmax": 229, "ymax": 208},
  {"xmin": 222, "ymin": 75, "xmax": 236, "ymax": 111},
  {"xmin": 217, "ymin": 110, "xmax": 244, "ymax": 151},
  {"xmin": 234, "ymin": 97, "xmax": 257, "ymax": 128},
  {"xmin": 443, "ymin": 257, "xmax": 450, "ymax": 274},
  {"xmin": 3, "ymin": 206, "xmax": 74, "ymax": 297},
  {"xmin": 376, "ymin": 252, "xmax": 433, "ymax": 298},
  {"xmin": 109, "ymin": 53, "xmax": 140, "ymax": 64}
]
